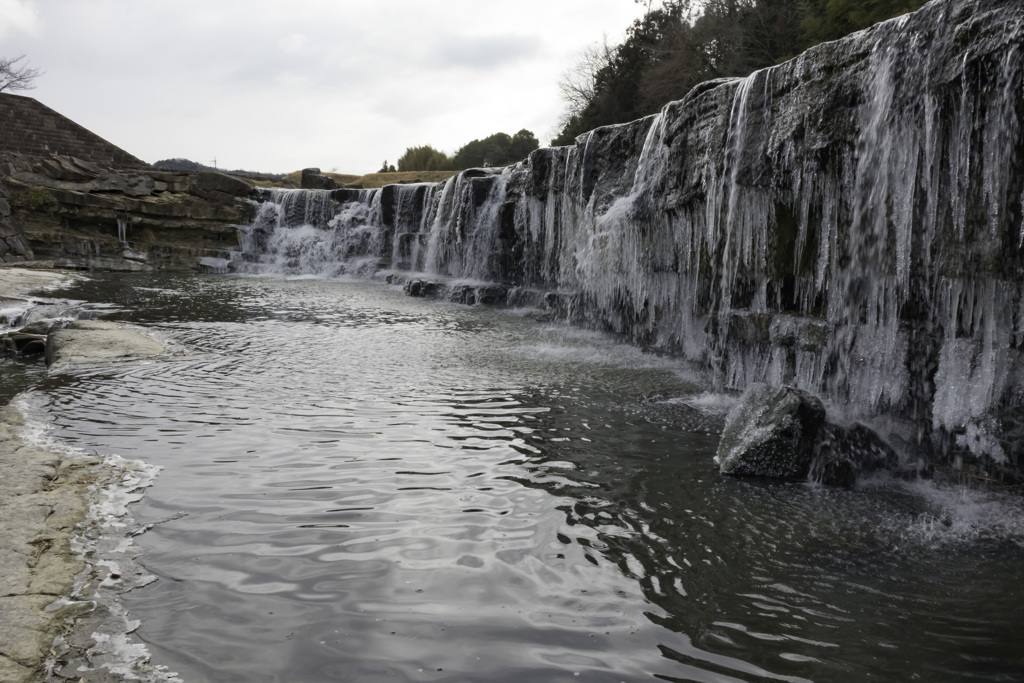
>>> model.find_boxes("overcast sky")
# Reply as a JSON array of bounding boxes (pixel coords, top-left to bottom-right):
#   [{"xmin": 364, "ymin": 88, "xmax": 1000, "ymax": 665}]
[{"xmin": 1, "ymin": 0, "xmax": 647, "ymax": 174}]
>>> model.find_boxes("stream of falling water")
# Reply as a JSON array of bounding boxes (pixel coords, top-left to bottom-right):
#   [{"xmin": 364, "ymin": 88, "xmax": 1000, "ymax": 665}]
[{"xmin": 8, "ymin": 272, "xmax": 1024, "ymax": 682}]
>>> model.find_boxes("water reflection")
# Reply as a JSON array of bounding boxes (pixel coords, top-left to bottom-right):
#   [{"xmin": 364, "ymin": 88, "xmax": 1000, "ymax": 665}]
[{"xmin": 24, "ymin": 273, "xmax": 1024, "ymax": 682}]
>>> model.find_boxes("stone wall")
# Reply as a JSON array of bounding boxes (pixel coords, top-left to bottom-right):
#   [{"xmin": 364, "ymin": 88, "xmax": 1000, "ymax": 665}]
[{"xmin": 0, "ymin": 94, "xmax": 145, "ymax": 170}]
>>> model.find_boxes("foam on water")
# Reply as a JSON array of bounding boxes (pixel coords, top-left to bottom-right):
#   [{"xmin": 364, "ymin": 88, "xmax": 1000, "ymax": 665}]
[
  {"xmin": 668, "ymin": 392, "xmax": 738, "ymax": 417},
  {"xmin": 871, "ymin": 476, "xmax": 1024, "ymax": 549}
]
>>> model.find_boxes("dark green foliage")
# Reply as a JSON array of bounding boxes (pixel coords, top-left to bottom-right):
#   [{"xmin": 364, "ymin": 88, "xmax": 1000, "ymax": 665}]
[
  {"xmin": 554, "ymin": 6, "xmax": 685, "ymax": 145},
  {"xmin": 452, "ymin": 130, "xmax": 540, "ymax": 170},
  {"xmin": 552, "ymin": 0, "xmax": 926, "ymax": 145},
  {"xmin": 397, "ymin": 145, "xmax": 453, "ymax": 172},
  {"xmin": 452, "ymin": 133, "xmax": 512, "ymax": 169},
  {"xmin": 509, "ymin": 129, "xmax": 540, "ymax": 162},
  {"xmin": 397, "ymin": 130, "xmax": 539, "ymax": 172},
  {"xmin": 800, "ymin": 0, "xmax": 927, "ymax": 45}
]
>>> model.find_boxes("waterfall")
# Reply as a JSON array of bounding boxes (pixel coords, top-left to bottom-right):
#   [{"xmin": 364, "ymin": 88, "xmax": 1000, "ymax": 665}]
[
  {"xmin": 236, "ymin": 188, "xmax": 388, "ymax": 277},
  {"xmin": 238, "ymin": 0, "xmax": 1024, "ymax": 471}
]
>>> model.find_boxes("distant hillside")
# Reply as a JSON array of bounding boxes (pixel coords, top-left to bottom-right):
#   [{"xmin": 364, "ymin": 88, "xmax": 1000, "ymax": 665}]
[
  {"xmin": 283, "ymin": 169, "xmax": 459, "ymax": 189},
  {"xmin": 154, "ymin": 158, "xmax": 287, "ymax": 183}
]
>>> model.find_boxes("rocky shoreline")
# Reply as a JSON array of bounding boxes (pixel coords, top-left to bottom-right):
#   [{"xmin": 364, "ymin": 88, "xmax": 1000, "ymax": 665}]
[
  {"xmin": 0, "ymin": 267, "xmax": 169, "ymax": 682},
  {"xmin": 0, "ymin": 403, "xmax": 98, "ymax": 683}
]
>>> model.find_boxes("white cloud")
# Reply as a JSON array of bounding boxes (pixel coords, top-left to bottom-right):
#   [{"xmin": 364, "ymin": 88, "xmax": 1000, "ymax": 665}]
[
  {"xmin": 430, "ymin": 34, "xmax": 541, "ymax": 69},
  {"xmin": 1, "ymin": 0, "xmax": 647, "ymax": 174},
  {"xmin": 0, "ymin": 0, "xmax": 40, "ymax": 39},
  {"xmin": 278, "ymin": 33, "xmax": 307, "ymax": 54}
]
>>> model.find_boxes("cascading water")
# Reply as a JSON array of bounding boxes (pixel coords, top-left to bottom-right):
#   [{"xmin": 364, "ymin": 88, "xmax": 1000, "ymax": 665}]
[
  {"xmin": 238, "ymin": 0, "xmax": 1024, "ymax": 474},
  {"xmin": 237, "ymin": 187, "xmax": 387, "ymax": 277}
]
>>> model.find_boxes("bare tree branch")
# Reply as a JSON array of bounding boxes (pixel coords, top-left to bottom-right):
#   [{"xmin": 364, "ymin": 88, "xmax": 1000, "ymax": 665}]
[
  {"xmin": 557, "ymin": 39, "xmax": 615, "ymax": 121},
  {"xmin": 0, "ymin": 54, "xmax": 43, "ymax": 93}
]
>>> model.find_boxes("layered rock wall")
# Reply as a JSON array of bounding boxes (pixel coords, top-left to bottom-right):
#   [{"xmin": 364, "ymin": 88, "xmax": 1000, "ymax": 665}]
[
  {"xmin": 0, "ymin": 178, "xmax": 33, "ymax": 262},
  {"xmin": 2, "ymin": 152, "xmax": 256, "ymax": 271}
]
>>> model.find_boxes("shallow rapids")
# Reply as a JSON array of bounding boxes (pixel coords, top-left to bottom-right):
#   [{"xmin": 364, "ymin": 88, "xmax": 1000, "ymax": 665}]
[{"xmin": 15, "ymin": 272, "xmax": 1024, "ymax": 682}]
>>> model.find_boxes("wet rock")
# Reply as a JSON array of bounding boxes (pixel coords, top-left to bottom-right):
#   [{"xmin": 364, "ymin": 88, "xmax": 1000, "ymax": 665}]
[
  {"xmin": 476, "ymin": 285, "xmax": 508, "ymax": 305},
  {"xmin": 809, "ymin": 422, "xmax": 900, "ymax": 487},
  {"xmin": 17, "ymin": 320, "xmax": 55, "ymax": 336},
  {"xmin": 0, "ymin": 404, "xmax": 96, "ymax": 683},
  {"xmin": 0, "ymin": 331, "xmax": 47, "ymax": 356},
  {"xmin": 46, "ymin": 320, "xmax": 165, "ymax": 366},
  {"xmin": 404, "ymin": 279, "xmax": 444, "ymax": 299},
  {"xmin": 450, "ymin": 284, "xmax": 476, "ymax": 305},
  {"xmin": 331, "ymin": 188, "xmax": 364, "ymax": 203},
  {"xmin": 714, "ymin": 383, "xmax": 826, "ymax": 480},
  {"xmin": 506, "ymin": 287, "xmax": 544, "ymax": 308},
  {"xmin": 716, "ymin": 384, "xmax": 902, "ymax": 486}
]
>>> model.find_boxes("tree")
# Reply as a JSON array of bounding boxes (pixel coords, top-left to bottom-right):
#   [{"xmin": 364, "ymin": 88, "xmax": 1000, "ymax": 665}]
[
  {"xmin": 509, "ymin": 129, "xmax": 540, "ymax": 162},
  {"xmin": 551, "ymin": 0, "xmax": 926, "ymax": 146},
  {"xmin": 397, "ymin": 145, "xmax": 452, "ymax": 172},
  {"xmin": 557, "ymin": 40, "xmax": 616, "ymax": 124},
  {"xmin": 450, "ymin": 130, "xmax": 538, "ymax": 170},
  {"xmin": 0, "ymin": 54, "xmax": 43, "ymax": 93},
  {"xmin": 800, "ymin": 0, "xmax": 926, "ymax": 46},
  {"xmin": 452, "ymin": 133, "xmax": 510, "ymax": 169},
  {"xmin": 552, "ymin": 3, "xmax": 691, "ymax": 145}
]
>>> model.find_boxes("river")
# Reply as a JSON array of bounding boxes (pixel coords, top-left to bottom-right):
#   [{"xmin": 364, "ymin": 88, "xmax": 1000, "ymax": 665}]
[{"xmin": 9, "ymin": 271, "xmax": 1024, "ymax": 682}]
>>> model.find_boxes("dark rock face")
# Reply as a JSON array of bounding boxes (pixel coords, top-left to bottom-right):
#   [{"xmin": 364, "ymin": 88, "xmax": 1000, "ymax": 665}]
[
  {"xmin": 401, "ymin": 279, "xmax": 509, "ymax": 306},
  {"xmin": 238, "ymin": 0, "xmax": 1024, "ymax": 476},
  {"xmin": 715, "ymin": 384, "xmax": 827, "ymax": 481},
  {"xmin": 1, "ymin": 152, "xmax": 257, "ymax": 271},
  {"xmin": 716, "ymin": 384, "xmax": 900, "ymax": 486},
  {"xmin": 0, "ymin": 331, "xmax": 47, "ymax": 356},
  {"xmin": 809, "ymin": 422, "xmax": 900, "ymax": 487},
  {"xmin": 301, "ymin": 168, "xmax": 337, "ymax": 190},
  {"xmin": 0, "ymin": 179, "xmax": 32, "ymax": 262},
  {"xmin": 189, "ymin": 171, "xmax": 254, "ymax": 198}
]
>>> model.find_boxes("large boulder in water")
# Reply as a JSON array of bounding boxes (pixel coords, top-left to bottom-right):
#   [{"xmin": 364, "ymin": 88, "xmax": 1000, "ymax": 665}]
[
  {"xmin": 300, "ymin": 168, "xmax": 337, "ymax": 190},
  {"xmin": 715, "ymin": 383, "xmax": 826, "ymax": 480},
  {"xmin": 46, "ymin": 320, "xmax": 165, "ymax": 366}
]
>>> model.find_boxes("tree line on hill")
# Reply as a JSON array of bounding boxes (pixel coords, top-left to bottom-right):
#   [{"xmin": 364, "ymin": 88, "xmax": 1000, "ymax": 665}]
[
  {"xmin": 551, "ymin": 0, "xmax": 926, "ymax": 145},
  {"xmin": 153, "ymin": 158, "xmax": 285, "ymax": 181},
  {"xmin": 392, "ymin": 129, "xmax": 540, "ymax": 172}
]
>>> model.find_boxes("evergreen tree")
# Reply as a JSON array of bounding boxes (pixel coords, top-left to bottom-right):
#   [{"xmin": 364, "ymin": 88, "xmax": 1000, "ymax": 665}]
[{"xmin": 451, "ymin": 130, "xmax": 539, "ymax": 170}]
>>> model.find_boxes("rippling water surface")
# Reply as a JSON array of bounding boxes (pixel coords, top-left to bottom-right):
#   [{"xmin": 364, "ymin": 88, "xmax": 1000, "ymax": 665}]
[{"xmin": 20, "ymin": 273, "xmax": 1024, "ymax": 682}]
